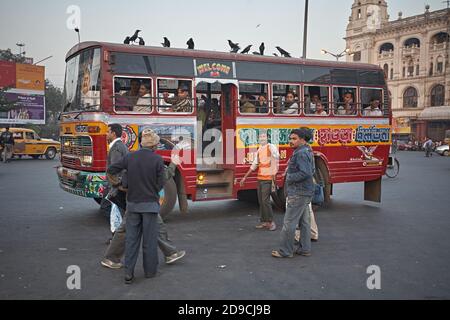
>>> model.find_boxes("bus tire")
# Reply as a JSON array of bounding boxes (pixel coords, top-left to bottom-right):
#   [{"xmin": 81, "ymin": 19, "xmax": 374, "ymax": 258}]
[
  {"xmin": 94, "ymin": 198, "xmax": 102, "ymax": 205},
  {"xmin": 45, "ymin": 147, "xmax": 57, "ymax": 160},
  {"xmin": 237, "ymin": 189, "xmax": 259, "ymax": 204},
  {"xmin": 271, "ymin": 182, "xmax": 286, "ymax": 211},
  {"xmin": 159, "ymin": 178, "xmax": 177, "ymax": 219},
  {"xmin": 315, "ymin": 158, "xmax": 331, "ymax": 205}
]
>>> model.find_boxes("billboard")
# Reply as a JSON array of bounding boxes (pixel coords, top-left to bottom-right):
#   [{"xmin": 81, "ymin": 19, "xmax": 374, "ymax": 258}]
[{"xmin": 0, "ymin": 62, "xmax": 45, "ymax": 125}]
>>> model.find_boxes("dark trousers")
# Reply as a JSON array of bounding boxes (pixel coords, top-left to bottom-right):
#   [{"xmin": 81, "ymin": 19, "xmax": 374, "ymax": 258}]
[
  {"xmin": 125, "ymin": 212, "xmax": 159, "ymax": 277},
  {"xmin": 104, "ymin": 214, "xmax": 177, "ymax": 263},
  {"xmin": 257, "ymin": 180, "xmax": 274, "ymax": 223}
]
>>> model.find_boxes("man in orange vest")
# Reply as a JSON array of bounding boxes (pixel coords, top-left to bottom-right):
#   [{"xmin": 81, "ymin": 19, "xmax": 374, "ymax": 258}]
[{"xmin": 240, "ymin": 130, "xmax": 280, "ymax": 231}]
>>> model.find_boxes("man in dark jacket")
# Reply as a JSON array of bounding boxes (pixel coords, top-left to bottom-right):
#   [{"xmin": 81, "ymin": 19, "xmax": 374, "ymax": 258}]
[
  {"xmin": 108, "ymin": 129, "xmax": 164, "ymax": 284},
  {"xmin": 272, "ymin": 128, "xmax": 315, "ymax": 258},
  {"xmin": 1, "ymin": 127, "xmax": 15, "ymax": 163}
]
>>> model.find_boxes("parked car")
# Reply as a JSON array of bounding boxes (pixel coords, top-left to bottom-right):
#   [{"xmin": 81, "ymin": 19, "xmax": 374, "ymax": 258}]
[
  {"xmin": 435, "ymin": 144, "xmax": 449, "ymax": 157},
  {"xmin": 0, "ymin": 127, "xmax": 60, "ymax": 160}
]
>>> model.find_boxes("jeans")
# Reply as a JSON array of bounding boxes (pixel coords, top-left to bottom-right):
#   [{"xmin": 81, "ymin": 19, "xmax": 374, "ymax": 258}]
[
  {"xmin": 104, "ymin": 213, "xmax": 177, "ymax": 263},
  {"xmin": 2, "ymin": 144, "xmax": 13, "ymax": 163},
  {"xmin": 125, "ymin": 212, "xmax": 159, "ymax": 277},
  {"xmin": 279, "ymin": 195, "xmax": 312, "ymax": 257},
  {"xmin": 257, "ymin": 180, "xmax": 274, "ymax": 223}
]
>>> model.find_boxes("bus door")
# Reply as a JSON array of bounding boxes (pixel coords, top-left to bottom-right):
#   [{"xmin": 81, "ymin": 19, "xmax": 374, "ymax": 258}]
[{"xmin": 194, "ymin": 79, "xmax": 237, "ymax": 200}]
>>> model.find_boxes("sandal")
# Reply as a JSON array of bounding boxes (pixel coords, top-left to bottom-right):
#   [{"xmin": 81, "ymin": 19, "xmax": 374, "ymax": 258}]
[{"xmin": 271, "ymin": 250, "xmax": 293, "ymax": 258}]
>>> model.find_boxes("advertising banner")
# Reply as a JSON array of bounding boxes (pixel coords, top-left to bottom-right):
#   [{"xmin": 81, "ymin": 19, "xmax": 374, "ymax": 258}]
[
  {"xmin": 16, "ymin": 63, "xmax": 45, "ymax": 91},
  {"xmin": 0, "ymin": 61, "xmax": 16, "ymax": 88},
  {"xmin": 0, "ymin": 90, "xmax": 45, "ymax": 124}
]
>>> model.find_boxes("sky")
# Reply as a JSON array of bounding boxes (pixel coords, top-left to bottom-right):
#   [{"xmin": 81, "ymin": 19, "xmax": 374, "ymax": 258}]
[{"xmin": 0, "ymin": 0, "xmax": 447, "ymax": 88}]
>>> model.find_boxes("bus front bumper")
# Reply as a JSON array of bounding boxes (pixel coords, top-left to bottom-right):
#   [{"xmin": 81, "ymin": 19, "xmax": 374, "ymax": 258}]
[{"xmin": 56, "ymin": 166, "xmax": 108, "ymax": 199}]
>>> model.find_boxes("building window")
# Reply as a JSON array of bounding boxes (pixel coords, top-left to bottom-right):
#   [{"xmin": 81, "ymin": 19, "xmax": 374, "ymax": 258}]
[
  {"xmin": 430, "ymin": 84, "xmax": 445, "ymax": 107},
  {"xmin": 407, "ymin": 65, "xmax": 414, "ymax": 77},
  {"xmin": 353, "ymin": 51, "xmax": 361, "ymax": 62},
  {"xmin": 358, "ymin": 9, "xmax": 362, "ymax": 19},
  {"xmin": 403, "ymin": 87, "xmax": 418, "ymax": 108},
  {"xmin": 429, "ymin": 63, "xmax": 434, "ymax": 76},
  {"xmin": 402, "ymin": 67, "xmax": 406, "ymax": 78},
  {"xmin": 383, "ymin": 64, "xmax": 389, "ymax": 78},
  {"xmin": 404, "ymin": 38, "xmax": 421, "ymax": 48},
  {"xmin": 390, "ymin": 68, "xmax": 394, "ymax": 80},
  {"xmin": 379, "ymin": 42, "xmax": 394, "ymax": 53},
  {"xmin": 436, "ymin": 56, "xmax": 444, "ymax": 74},
  {"xmin": 416, "ymin": 65, "xmax": 419, "ymax": 76}
]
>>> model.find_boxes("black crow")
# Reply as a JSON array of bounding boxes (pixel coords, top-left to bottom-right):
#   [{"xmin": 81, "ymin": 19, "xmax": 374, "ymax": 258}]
[
  {"xmin": 276, "ymin": 46, "xmax": 291, "ymax": 57},
  {"xmin": 123, "ymin": 36, "xmax": 131, "ymax": 44},
  {"xmin": 162, "ymin": 37, "xmax": 171, "ymax": 48},
  {"xmin": 259, "ymin": 42, "xmax": 265, "ymax": 55},
  {"xmin": 228, "ymin": 40, "xmax": 240, "ymax": 53},
  {"xmin": 241, "ymin": 45, "xmax": 252, "ymax": 54},
  {"xmin": 187, "ymin": 38, "xmax": 194, "ymax": 49},
  {"xmin": 129, "ymin": 30, "xmax": 141, "ymax": 43},
  {"xmin": 138, "ymin": 37, "xmax": 145, "ymax": 46}
]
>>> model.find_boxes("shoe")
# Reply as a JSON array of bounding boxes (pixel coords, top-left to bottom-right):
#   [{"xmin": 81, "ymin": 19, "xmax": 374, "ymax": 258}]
[
  {"xmin": 101, "ymin": 258, "xmax": 123, "ymax": 269},
  {"xmin": 295, "ymin": 251, "xmax": 311, "ymax": 257},
  {"xmin": 124, "ymin": 274, "xmax": 134, "ymax": 284},
  {"xmin": 165, "ymin": 250, "xmax": 186, "ymax": 264},
  {"xmin": 268, "ymin": 222, "xmax": 277, "ymax": 231},
  {"xmin": 255, "ymin": 223, "xmax": 268, "ymax": 229},
  {"xmin": 271, "ymin": 250, "xmax": 293, "ymax": 258},
  {"xmin": 311, "ymin": 238, "xmax": 318, "ymax": 242}
]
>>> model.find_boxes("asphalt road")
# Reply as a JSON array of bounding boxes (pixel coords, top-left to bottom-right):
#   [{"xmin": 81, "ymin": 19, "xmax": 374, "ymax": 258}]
[{"xmin": 0, "ymin": 152, "xmax": 449, "ymax": 300}]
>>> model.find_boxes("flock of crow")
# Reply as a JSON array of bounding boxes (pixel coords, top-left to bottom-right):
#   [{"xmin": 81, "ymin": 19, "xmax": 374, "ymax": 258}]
[{"xmin": 123, "ymin": 30, "xmax": 292, "ymax": 58}]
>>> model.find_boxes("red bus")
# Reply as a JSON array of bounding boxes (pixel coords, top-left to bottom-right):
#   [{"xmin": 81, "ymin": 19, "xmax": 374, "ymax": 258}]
[{"xmin": 57, "ymin": 42, "xmax": 391, "ymax": 217}]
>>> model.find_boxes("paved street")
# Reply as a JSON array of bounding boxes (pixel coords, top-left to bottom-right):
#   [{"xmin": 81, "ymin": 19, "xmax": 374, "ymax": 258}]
[{"xmin": 0, "ymin": 152, "xmax": 449, "ymax": 300}]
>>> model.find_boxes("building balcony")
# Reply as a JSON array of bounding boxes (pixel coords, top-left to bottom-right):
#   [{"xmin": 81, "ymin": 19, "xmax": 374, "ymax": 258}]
[
  {"xmin": 378, "ymin": 50, "xmax": 394, "ymax": 60},
  {"xmin": 429, "ymin": 42, "xmax": 448, "ymax": 52},
  {"xmin": 401, "ymin": 46, "xmax": 420, "ymax": 57}
]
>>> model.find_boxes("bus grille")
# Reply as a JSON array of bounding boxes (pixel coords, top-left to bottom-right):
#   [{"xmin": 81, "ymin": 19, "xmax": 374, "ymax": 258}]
[{"xmin": 60, "ymin": 136, "xmax": 93, "ymax": 167}]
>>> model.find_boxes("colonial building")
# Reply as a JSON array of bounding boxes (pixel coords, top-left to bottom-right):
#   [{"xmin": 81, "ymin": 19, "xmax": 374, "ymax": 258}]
[{"xmin": 345, "ymin": 0, "xmax": 450, "ymax": 141}]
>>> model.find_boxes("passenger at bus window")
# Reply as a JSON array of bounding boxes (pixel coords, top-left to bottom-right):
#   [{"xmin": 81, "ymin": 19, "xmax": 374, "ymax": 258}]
[
  {"xmin": 133, "ymin": 83, "xmax": 152, "ymax": 113},
  {"xmin": 162, "ymin": 87, "xmax": 192, "ymax": 112},
  {"xmin": 363, "ymin": 98, "xmax": 383, "ymax": 117},
  {"xmin": 310, "ymin": 94, "xmax": 322, "ymax": 114},
  {"xmin": 122, "ymin": 79, "xmax": 141, "ymax": 107},
  {"xmin": 314, "ymin": 102, "xmax": 327, "ymax": 116},
  {"xmin": 281, "ymin": 92, "xmax": 299, "ymax": 115},
  {"xmin": 337, "ymin": 92, "xmax": 356, "ymax": 116},
  {"xmin": 240, "ymin": 94, "xmax": 256, "ymax": 113},
  {"xmin": 256, "ymin": 95, "xmax": 268, "ymax": 113},
  {"xmin": 114, "ymin": 82, "xmax": 131, "ymax": 111}
]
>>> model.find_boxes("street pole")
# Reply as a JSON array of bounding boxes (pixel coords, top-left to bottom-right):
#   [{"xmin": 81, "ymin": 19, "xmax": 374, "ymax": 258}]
[{"xmin": 302, "ymin": 0, "xmax": 309, "ymax": 59}]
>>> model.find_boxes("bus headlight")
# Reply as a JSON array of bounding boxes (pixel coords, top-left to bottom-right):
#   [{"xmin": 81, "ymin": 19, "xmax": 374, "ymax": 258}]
[{"xmin": 82, "ymin": 156, "xmax": 93, "ymax": 165}]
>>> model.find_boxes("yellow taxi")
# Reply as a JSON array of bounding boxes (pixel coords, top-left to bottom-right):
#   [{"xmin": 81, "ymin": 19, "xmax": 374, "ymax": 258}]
[{"xmin": 0, "ymin": 127, "xmax": 60, "ymax": 160}]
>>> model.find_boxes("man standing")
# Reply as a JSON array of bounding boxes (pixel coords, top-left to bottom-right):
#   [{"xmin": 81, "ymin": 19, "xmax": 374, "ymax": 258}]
[
  {"xmin": 1, "ymin": 127, "xmax": 15, "ymax": 163},
  {"xmin": 272, "ymin": 128, "xmax": 315, "ymax": 258},
  {"xmin": 241, "ymin": 130, "xmax": 279, "ymax": 231},
  {"xmin": 424, "ymin": 137, "xmax": 433, "ymax": 158},
  {"xmin": 108, "ymin": 129, "xmax": 164, "ymax": 284}
]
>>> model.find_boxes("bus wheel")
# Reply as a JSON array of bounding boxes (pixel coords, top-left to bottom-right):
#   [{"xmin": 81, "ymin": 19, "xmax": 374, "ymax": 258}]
[
  {"xmin": 315, "ymin": 158, "xmax": 331, "ymax": 205},
  {"xmin": 159, "ymin": 178, "xmax": 177, "ymax": 219},
  {"xmin": 237, "ymin": 189, "xmax": 259, "ymax": 204},
  {"xmin": 45, "ymin": 147, "xmax": 57, "ymax": 160},
  {"xmin": 271, "ymin": 182, "xmax": 286, "ymax": 211},
  {"xmin": 94, "ymin": 198, "xmax": 102, "ymax": 205}
]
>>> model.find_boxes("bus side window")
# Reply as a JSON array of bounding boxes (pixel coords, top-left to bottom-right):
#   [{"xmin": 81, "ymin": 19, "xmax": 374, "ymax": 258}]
[
  {"xmin": 333, "ymin": 87, "xmax": 357, "ymax": 116},
  {"xmin": 272, "ymin": 84, "xmax": 300, "ymax": 115},
  {"xmin": 114, "ymin": 77, "xmax": 152, "ymax": 113},
  {"xmin": 361, "ymin": 88, "xmax": 383, "ymax": 117},
  {"xmin": 157, "ymin": 79, "xmax": 193, "ymax": 113},
  {"xmin": 239, "ymin": 82, "xmax": 268, "ymax": 115},
  {"xmin": 304, "ymin": 86, "xmax": 329, "ymax": 116}
]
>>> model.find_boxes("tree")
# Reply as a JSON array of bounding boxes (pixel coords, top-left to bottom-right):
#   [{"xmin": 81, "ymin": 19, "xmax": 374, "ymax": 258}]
[
  {"xmin": 0, "ymin": 87, "xmax": 17, "ymax": 113},
  {"xmin": 0, "ymin": 48, "xmax": 26, "ymax": 63}
]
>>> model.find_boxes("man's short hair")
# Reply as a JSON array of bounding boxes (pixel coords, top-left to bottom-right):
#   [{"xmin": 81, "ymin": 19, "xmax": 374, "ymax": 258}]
[
  {"xmin": 5, "ymin": 126, "xmax": 10, "ymax": 130},
  {"xmin": 108, "ymin": 124, "xmax": 123, "ymax": 139},
  {"xmin": 178, "ymin": 86, "xmax": 189, "ymax": 92},
  {"xmin": 290, "ymin": 127, "xmax": 312, "ymax": 142}
]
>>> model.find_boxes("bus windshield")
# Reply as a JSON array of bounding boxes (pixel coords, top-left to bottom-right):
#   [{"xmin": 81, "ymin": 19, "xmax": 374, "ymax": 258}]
[{"xmin": 63, "ymin": 48, "xmax": 101, "ymax": 112}]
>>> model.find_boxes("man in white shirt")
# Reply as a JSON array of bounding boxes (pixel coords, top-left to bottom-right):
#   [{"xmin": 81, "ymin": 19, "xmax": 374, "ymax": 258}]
[{"xmin": 363, "ymin": 99, "xmax": 383, "ymax": 117}]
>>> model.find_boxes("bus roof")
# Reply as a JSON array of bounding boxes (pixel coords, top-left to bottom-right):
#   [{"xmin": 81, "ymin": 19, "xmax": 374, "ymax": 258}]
[{"xmin": 66, "ymin": 41, "xmax": 382, "ymax": 72}]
